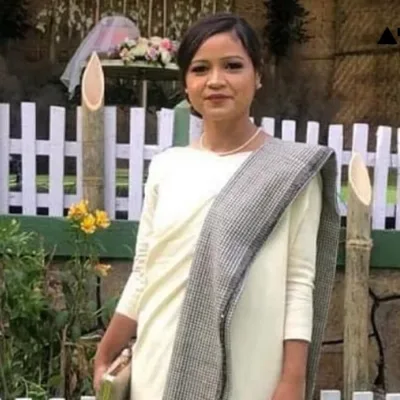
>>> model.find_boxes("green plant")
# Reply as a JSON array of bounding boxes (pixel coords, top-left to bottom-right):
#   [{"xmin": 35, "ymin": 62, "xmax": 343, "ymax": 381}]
[
  {"xmin": 0, "ymin": 218, "xmax": 54, "ymax": 399},
  {"xmin": 54, "ymin": 200, "xmax": 115, "ymax": 398},
  {"xmin": 0, "ymin": 201, "xmax": 119, "ymax": 399}
]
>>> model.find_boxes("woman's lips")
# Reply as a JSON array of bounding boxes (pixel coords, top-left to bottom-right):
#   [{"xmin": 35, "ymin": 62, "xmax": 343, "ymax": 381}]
[{"xmin": 205, "ymin": 94, "xmax": 231, "ymax": 100}]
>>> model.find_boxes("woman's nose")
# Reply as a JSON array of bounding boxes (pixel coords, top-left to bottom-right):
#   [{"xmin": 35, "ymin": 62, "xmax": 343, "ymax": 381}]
[{"xmin": 207, "ymin": 68, "xmax": 225, "ymax": 87}]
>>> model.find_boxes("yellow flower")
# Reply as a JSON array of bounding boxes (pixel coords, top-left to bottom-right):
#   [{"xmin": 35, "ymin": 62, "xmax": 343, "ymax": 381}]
[
  {"xmin": 80, "ymin": 213, "xmax": 96, "ymax": 234},
  {"xmin": 68, "ymin": 199, "xmax": 89, "ymax": 220},
  {"xmin": 94, "ymin": 263, "xmax": 112, "ymax": 277},
  {"xmin": 95, "ymin": 209, "xmax": 110, "ymax": 229}
]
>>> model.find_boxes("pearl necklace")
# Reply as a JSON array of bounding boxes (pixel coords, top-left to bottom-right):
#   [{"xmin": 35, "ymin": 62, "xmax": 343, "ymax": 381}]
[{"xmin": 199, "ymin": 127, "xmax": 262, "ymax": 156}]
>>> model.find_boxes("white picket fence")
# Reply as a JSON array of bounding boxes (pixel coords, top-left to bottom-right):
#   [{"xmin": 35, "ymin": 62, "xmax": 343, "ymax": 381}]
[
  {"xmin": 0, "ymin": 102, "xmax": 399, "ymax": 228},
  {"xmin": 2, "ymin": 392, "xmax": 400, "ymax": 399},
  {"xmin": 320, "ymin": 392, "xmax": 400, "ymax": 399}
]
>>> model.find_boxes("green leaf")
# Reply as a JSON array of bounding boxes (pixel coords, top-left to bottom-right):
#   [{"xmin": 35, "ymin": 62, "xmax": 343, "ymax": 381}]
[
  {"xmin": 71, "ymin": 323, "xmax": 81, "ymax": 341},
  {"xmin": 55, "ymin": 310, "xmax": 69, "ymax": 329},
  {"xmin": 47, "ymin": 374, "xmax": 62, "ymax": 388}
]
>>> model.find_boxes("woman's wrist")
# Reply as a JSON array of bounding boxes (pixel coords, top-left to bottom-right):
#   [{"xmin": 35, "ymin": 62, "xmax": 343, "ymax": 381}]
[
  {"xmin": 280, "ymin": 370, "xmax": 306, "ymax": 384},
  {"xmin": 280, "ymin": 340, "xmax": 308, "ymax": 383},
  {"xmin": 94, "ymin": 349, "xmax": 113, "ymax": 368}
]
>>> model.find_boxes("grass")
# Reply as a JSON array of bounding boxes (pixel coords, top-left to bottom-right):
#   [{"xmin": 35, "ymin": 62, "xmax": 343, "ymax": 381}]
[
  {"xmin": 9, "ymin": 170, "xmax": 132, "ymax": 196},
  {"xmin": 340, "ymin": 185, "xmax": 397, "ymax": 204},
  {"xmin": 9, "ymin": 173, "xmax": 398, "ymax": 203}
]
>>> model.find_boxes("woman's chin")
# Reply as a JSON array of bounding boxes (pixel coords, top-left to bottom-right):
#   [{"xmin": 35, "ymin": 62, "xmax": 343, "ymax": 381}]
[{"xmin": 202, "ymin": 108, "xmax": 236, "ymax": 121}]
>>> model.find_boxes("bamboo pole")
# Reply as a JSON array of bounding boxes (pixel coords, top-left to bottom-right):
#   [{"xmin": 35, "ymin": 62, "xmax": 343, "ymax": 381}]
[
  {"xmin": 163, "ymin": 0, "xmax": 167, "ymax": 37},
  {"xmin": 148, "ymin": 0, "xmax": 153, "ymax": 36},
  {"xmin": 81, "ymin": 0, "xmax": 87, "ymax": 39},
  {"xmin": 68, "ymin": 0, "xmax": 73, "ymax": 40},
  {"xmin": 343, "ymin": 152, "xmax": 373, "ymax": 400},
  {"xmin": 49, "ymin": 0, "xmax": 58, "ymax": 64},
  {"xmin": 95, "ymin": 0, "xmax": 100, "ymax": 24},
  {"xmin": 81, "ymin": 52, "xmax": 105, "ymax": 211}
]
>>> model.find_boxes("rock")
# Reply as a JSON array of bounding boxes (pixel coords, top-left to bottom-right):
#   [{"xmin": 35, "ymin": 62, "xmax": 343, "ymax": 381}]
[{"xmin": 374, "ymin": 298, "xmax": 400, "ymax": 391}]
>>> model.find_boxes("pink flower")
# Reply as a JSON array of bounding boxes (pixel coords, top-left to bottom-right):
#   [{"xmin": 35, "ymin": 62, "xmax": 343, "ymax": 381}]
[
  {"xmin": 160, "ymin": 38, "xmax": 173, "ymax": 51},
  {"xmin": 145, "ymin": 46, "xmax": 159, "ymax": 62},
  {"xmin": 119, "ymin": 48, "xmax": 129, "ymax": 58}
]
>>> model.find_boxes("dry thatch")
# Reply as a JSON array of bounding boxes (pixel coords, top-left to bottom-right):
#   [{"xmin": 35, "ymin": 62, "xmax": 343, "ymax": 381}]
[{"xmin": 298, "ymin": 0, "xmax": 400, "ymax": 136}]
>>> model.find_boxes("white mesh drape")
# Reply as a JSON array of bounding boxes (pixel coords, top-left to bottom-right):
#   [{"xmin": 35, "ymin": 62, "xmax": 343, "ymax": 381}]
[{"xmin": 61, "ymin": 15, "xmax": 140, "ymax": 98}]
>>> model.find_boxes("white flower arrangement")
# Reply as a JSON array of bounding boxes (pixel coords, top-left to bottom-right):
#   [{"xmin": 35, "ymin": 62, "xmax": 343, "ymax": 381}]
[{"xmin": 116, "ymin": 36, "xmax": 179, "ymax": 67}]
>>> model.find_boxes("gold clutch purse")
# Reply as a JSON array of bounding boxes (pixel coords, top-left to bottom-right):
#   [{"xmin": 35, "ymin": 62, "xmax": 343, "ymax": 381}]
[{"xmin": 97, "ymin": 347, "xmax": 132, "ymax": 400}]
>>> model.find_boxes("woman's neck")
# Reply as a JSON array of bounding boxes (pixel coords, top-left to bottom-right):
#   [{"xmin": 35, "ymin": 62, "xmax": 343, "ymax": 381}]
[{"xmin": 201, "ymin": 117, "xmax": 258, "ymax": 153}]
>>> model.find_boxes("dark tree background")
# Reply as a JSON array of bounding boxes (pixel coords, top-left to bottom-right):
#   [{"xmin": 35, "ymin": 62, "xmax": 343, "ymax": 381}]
[
  {"xmin": 254, "ymin": 0, "xmax": 339, "ymax": 143},
  {"xmin": 263, "ymin": 0, "xmax": 311, "ymax": 62},
  {"xmin": 0, "ymin": 0, "xmax": 30, "ymax": 46}
]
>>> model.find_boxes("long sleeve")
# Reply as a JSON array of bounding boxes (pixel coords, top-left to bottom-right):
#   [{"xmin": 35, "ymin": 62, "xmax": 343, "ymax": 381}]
[
  {"xmin": 115, "ymin": 157, "xmax": 159, "ymax": 321},
  {"xmin": 283, "ymin": 174, "xmax": 322, "ymax": 341}
]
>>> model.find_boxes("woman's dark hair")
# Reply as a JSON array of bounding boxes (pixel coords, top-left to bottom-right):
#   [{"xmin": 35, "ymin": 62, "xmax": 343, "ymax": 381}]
[{"xmin": 177, "ymin": 12, "xmax": 263, "ymax": 85}]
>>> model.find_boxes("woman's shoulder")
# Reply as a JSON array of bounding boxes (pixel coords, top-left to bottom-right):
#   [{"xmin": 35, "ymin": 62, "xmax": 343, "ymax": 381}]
[
  {"xmin": 147, "ymin": 146, "xmax": 197, "ymax": 180},
  {"xmin": 291, "ymin": 172, "xmax": 323, "ymax": 218},
  {"xmin": 151, "ymin": 146, "xmax": 194, "ymax": 165},
  {"xmin": 275, "ymin": 138, "xmax": 333, "ymax": 161}
]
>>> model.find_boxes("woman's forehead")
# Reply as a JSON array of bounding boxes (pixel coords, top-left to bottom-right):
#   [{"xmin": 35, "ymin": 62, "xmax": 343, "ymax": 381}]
[{"xmin": 191, "ymin": 32, "xmax": 248, "ymax": 61}]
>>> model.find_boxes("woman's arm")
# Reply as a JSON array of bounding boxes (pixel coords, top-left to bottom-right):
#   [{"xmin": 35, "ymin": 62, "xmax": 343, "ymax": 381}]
[
  {"xmin": 93, "ymin": 157, "xmax": 159, "ymax": 390},
  {"xmin": 272, "ymin": 341, "xmax": 309, "ymax": 400},
  {"xmin": 281, "ymin": 340, "xmax": 309, "ymax": 382},
  {"xmin": 94, "ymin": 313, "xmax": 137, "ymax": 367},
  {"xmin": 273, "ymin": 175, "xmax": 323, "ymax": 399}
]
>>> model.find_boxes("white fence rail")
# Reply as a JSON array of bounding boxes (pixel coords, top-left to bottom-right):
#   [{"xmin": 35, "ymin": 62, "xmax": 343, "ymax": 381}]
[
  {"xmin": 321, "ymin": 392, "xmax": 400, "ymax": 399},
  {"xmin": 0, "ymin": 102, "xmax": 399, "ymax": 228},
  {"xmin": 2, "ymin": 392, "xmax": 400, "ymax": 400}
]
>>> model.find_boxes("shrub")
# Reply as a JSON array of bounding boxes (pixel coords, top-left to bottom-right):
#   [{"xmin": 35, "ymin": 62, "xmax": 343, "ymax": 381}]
[{"xmin": 0, "ymin": 201, "xmax": 118, "ymax": 399}]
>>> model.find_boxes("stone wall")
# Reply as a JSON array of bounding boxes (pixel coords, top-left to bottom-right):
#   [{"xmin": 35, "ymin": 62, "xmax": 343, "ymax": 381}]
[
  {"xmin": 100, "ymin": 261, "xmax": 400, "ymax": 396},
  {"xmin": 317, "ymin": 270, "xmax": 400, "ymax": 395}
]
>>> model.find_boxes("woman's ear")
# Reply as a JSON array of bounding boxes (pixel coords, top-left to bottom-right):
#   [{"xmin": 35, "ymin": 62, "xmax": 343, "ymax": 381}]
[{"xmin": 255, "ymin": 72, "xmax": 262, "ymax": 90}]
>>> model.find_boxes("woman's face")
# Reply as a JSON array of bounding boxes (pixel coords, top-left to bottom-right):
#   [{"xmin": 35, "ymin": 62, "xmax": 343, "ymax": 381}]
[{"xmin": 185, "ymin": 31, "xmax": 259, "ymax": 121}]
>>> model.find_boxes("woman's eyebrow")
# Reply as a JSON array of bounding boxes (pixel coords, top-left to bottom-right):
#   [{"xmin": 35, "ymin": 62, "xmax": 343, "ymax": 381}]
[{"xmin": 191, "ymin": 55, "xmax": 246, "ymax": 63}]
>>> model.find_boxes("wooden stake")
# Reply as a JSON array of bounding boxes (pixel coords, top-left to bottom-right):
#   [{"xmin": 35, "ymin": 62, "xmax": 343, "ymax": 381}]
[
  {"xmin": 81, "ymin": 52, "xmax": 105, "ymax": 211},
  {"xmin": 343, "ymin": 152, "xmax": 373, "ymax": 400}
]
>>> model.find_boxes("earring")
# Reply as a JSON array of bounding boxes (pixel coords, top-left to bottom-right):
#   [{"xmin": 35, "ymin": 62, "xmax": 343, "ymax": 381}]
[{"xmin": 256, "ymin": 82, "xmax": 262, "ymax": 89}]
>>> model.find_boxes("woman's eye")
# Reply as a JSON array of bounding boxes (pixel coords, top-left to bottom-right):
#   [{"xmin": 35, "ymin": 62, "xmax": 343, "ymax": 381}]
[
  {"xmin": 191, "ymin": 65, "xmax": 208, "ymax": 73},
  {"xmin": 226, "ymin": 62, "xmax": 243, "ymax": 70}
]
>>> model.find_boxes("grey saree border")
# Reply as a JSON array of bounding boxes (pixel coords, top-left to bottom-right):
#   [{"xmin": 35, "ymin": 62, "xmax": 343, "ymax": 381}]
[{"xmin": 163, "ymin": 137, "xmax": 341, "ymax": 400}]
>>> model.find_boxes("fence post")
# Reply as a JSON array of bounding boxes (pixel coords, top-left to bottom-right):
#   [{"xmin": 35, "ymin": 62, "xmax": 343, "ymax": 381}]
[
  {"xmin": 81, "ymin": 51, "xmax": 105, "ymax": 210},
  {"xmin": 344, "ymin": 153, "xmax": 373, "ymax": 400}
]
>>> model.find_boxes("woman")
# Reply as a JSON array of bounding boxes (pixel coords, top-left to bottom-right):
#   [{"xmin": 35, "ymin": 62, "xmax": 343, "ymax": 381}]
[{"xmin": 94, "ymin": 12, "xmax": 340, "ymax": 400}]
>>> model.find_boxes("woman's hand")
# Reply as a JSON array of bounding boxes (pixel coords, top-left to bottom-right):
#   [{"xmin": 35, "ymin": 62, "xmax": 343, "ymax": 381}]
[
  {"xmin": 92, "ymin": 313, "xmax": 137, "ymax": 393},
  {"xmin": 271, "ymin": 378, "xmax": 305, "ymax": 400},
  {"xmin": 93, "ymin": 363, "xmax": 109, "ymax": 394},
  {"xmin": 272, "ymin": 340, "xmax": 308, "ymax": 399}
]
